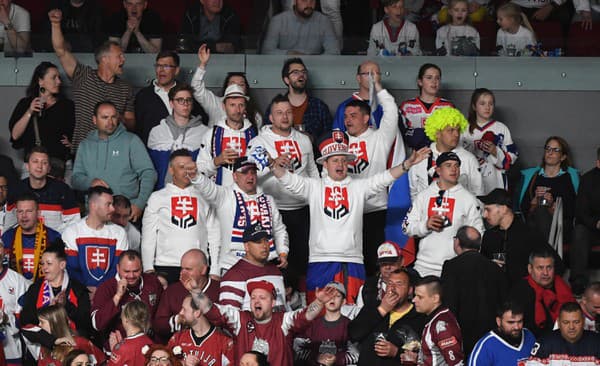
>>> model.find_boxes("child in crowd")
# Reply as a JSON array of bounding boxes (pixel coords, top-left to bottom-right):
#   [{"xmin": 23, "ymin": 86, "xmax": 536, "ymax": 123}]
[
  {"xmin": 460, "ymin": 88, "xmax": 519, "ymax": 194},
  {"xmin": 368, "ymin": 0, "xmax": 422, "ymax": 56},
  {"xmin": 295, "ymin": 282, "xmax": 358, "ymax": 366},
  {"xmin": 436, "ymin": 0, "xmax": 481, "ymax": 55},
  {"xmin": 400, "ymin": 63, "xmax": 455, "ymax": 150},
  {"xmin": 437, "ymin": 0, "xmax": 491, "ymax": 24},
  {"xmin": 496, "ymin": 3, "xmax": 537, "ymax": 56}
]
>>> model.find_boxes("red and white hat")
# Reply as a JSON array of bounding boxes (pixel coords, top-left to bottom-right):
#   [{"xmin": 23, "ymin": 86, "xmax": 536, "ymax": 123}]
[
  {"xmin": 316, "ymin": 129, "xmax": 356, "ymax": 164},
  {"xmin": 377, "ymin": 241, "xmax": 403, "ymax": 264},
  {"xmin": 247, "ymin": 280, "xmax": 276, "ymax": 298}
]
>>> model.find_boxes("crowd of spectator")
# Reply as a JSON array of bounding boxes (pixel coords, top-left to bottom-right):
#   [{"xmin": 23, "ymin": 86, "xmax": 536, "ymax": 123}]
[
  {"xmin": 0, "ymin": 0, "xmax": 600, "ymax": 366},
  {"xmin": 0, "ymin": 0, "xmax": 599, "ymax": 57}
]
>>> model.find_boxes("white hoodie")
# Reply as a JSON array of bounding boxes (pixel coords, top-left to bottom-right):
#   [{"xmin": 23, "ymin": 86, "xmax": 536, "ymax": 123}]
[
  {"xmin": 403, "ymin": 181, "xmax": 484, "ymax": 276},
  {"xmin": 191, "ymin": 173, "xmax": 289, "ymax": 274},
  {"xmin": 347, "ymin": 89, "xmax": 402, "ymax": 213},
  {"xmin": 409, "ymin": 143, "xmax": 484, "ymax": 201},
  {"xmin": 278, "ymin": 170, "xmax": 396, "ymax": 264},
  {"xmin": 141, "ymin": 183, "xmax": 220, "ymax": 274},
  {"xmin": 247, "ymin": 126, "xmax": 319, "ymax": 211},
  {"xmin": 197, "ymin": 118, "xmax": 256, "ymax": 187}
]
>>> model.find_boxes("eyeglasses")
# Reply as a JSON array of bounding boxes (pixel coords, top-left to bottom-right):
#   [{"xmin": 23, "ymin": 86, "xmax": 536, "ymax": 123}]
[
  {"xmin": 288, "ymin": 70, "xmax": 308, "ymax": 77},
  {"xmin": 173, "ymin": 97, "xmax": 193, "ymax": 105},
  {"xmin": 0, "ymin": 185, "xmax": 7, "ymax": 191},
  {"xmin": 358, "ymin": 72, "xmax": 382, "ymax": 76},
  {"xmin": 149, "ymin": 356, "xmax": 171, "ymax": 365},
  {"xmin": 154, "ymin": 63, "xmax": 177, "ymax": 70},
  {"xmin": 544, "ymin": 146, "xmax": 562, "ymax": 153}
]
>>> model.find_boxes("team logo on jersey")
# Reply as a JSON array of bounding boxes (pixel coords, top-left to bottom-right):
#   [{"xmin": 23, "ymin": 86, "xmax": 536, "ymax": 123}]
[
  {"xmin": 85, "ymin": 246, "xmax": 111, "ymax": 281},
  {"xmin": 223, "ymin": 136, "xmax": 247, "ymax": 157},
  {"xmin": 435, "ymin": 320, "xmax": 447, "ymax": 334},
  {"xmin": 348, "ymin": 141, "xmax": 369, "ymax": 174},
  {"xmin": 427, "ymin": 196, "xmax": 456, "ymax": 224},
  {"xmin": 324, "ymin": 186, "xmax": 349, "ymax": 220},
  {"xmin": 246, "ymin": 321, "xmax": 255, "ymax": 333},
  {"xmin": 22, "ymin": 250, "xmax": 36, "ymax": 279},
  {"xmin": 252, "ymin": 338, "xmax": 270, "ymax": 355},
  {"xmin": 171, "ymin": 196, "xmax": 198, "ymax": 229},
  {"xmin": 275, "ymin": 140, "xmax": 302, "ymax": 171},
  {"xmin": 149, "ymin": 293, "xmax": 157, "ymax": 306},
  {"xmin": 439, "ymin": 336, "xmax": 458, "ymax": 349}
]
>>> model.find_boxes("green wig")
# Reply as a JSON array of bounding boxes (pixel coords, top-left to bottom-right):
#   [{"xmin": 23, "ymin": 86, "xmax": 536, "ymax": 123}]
[{"xmin": 424, "ymin": 108, "xmax": 468, "ymax": 142}]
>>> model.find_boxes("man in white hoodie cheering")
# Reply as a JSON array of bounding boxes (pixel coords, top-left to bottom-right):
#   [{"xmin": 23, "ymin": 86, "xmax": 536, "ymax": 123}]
[
  {"xmin": 186, "ymin": 156, "xmax": 289, "ymax": 278},
  {"xmin": 247, "ymin": 94, "xmax": 319, "ymax": 280},
  {"xmin": 269, "ymin": 129, "xmax": 430, "ymax": 304},
  {"xmin": 142, "ymin": 149, "xmax": 219, "ymax": 283},
  {"xmin": 196, "ymin": 84, "xmax": 257, "ymax": 187}
]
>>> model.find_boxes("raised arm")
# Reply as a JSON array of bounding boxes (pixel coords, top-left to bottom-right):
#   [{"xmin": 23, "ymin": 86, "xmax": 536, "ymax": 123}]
[
  {"xmin": 190, "ymin": 44, "xmax": 224, "ymax": 124},
  {"xmin": 48, "ymin": 10, "xmax": 77, "ymax": 78},
  {"xmin": 388, "ymin": 147, "xmax": 431, "ymax": 179}
]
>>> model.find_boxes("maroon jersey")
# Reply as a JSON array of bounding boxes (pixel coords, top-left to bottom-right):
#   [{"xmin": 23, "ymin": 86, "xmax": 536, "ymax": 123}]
[
  {"xmin": 219, "ymin": 259, "xmax": 286, "ymax": 311},
  {"xmin": 154, "ymin": 278, "xmax": 220, "ymax": 339},
  {"xmin": 109, "ymin": 333, "xmax": 153, "ymax": 366},
  {"xmin": 420, "ymin": 307, "xmax": 464, "ymax": 366},
  {"xmin": 206, "ymin": 304, "xmax": 311, "ymax": 366},
  {"xmin": 167, "ymin": 326, "xmax": 234, "ymax": 366},
  {"xmin": 298, "ymin": 315, "xmax": 354, "ymax": 366},
  {"xmin": 91, "ymin": 273, "xmax": 163, "ymax": 337}
]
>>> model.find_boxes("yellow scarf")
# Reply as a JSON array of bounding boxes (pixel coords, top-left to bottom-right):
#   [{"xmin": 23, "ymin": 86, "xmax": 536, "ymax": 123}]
[{"xmin": 13, "ymin": 220, "xmax": 47, "ymax": 281}]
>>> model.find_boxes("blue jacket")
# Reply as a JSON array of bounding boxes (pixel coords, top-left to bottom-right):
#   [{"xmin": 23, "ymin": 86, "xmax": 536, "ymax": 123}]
[{"xmin": 72, "ymin": 124, "xmax": 157, "ymax": 209}]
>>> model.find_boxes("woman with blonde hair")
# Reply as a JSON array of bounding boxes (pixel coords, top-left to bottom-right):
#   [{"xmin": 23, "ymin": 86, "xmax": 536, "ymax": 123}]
[{"xmin": 108, "ymin": 300, "xmax": 153, "ymax": 366}]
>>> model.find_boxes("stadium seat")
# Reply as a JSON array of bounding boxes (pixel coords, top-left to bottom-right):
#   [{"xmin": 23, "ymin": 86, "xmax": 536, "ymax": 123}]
[
  {"xmin": 473, "ymin": 21, "xmax": 497, "ymax": 56},
  {"xmin": 531, "ymin": 21, "xmax": 563, "ymax": 52},
  {"xmin": 567, "ymin": 22, "xmax": 600, "ymax": 56},
  {"xmin": 417, "ymin": 20, "xmax": 436, "ymax": 55}
]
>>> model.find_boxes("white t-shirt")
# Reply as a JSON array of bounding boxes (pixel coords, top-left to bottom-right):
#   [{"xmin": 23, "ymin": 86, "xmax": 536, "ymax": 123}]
[{"xmin": 496, "ymin": 26, "xmax": 536, "ymax": 56}]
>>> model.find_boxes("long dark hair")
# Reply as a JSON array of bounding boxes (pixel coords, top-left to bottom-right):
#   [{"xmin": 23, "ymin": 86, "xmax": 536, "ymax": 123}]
[
  {"xmin": 467, "ymin": 88, "xmax": 495, "ymax": 133},
  {"xmin": 26, "ymin": 62, "xmax": 60, "ymax": 98},
  {"xmin": 221, "ymin": 72, "xmax": 261, "ymax": 129}
]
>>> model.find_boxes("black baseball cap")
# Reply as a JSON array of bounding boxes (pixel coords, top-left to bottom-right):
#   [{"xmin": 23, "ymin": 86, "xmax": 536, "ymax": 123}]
[
  {"xmin": 243, "ymin": 222, "xmax": 272, "ymax": 242},
  {"xmin": 436, "ymin": 152, "xmax": 461, "ymax": 167},
  {"xmin": 233, "ymin": 157, "xmax": 257, "ymax": 172},
  {"xmin": 478, "ymin": 188, "xmax": 513, "ymax": 207}
]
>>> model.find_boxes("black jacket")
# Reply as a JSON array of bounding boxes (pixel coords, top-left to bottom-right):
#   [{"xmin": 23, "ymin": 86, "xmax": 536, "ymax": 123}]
[
  {"xmin": 481, "ymin": 217, "xmax": 564, "ymax": 285},
  {"xmin": 181, "ymin": 3, "xmax": 241, "ymax": 52},
  {"xmin": 575, "ymin": 167, "xmax": 600, "ymax": 231},
  {"xmin": 21, "ymin": 276, "xmax": 92, "ymax": 339},
  {"xmin": 349, "ymin": 301, "xmax": 427, "ymax": 366},
  {"xmin": 441, "ymin": 250, "xmax": 508, "ymax": 356}
]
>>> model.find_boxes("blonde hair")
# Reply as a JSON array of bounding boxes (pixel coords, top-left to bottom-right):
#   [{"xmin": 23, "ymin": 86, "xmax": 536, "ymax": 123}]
[
  {"xmin": 37, "ymin": 305, "xmax": 74, "ymax": 362},
  {"xmin": 122, "ymin": 300, "xmax": 150, "ymax": 333},
  {"xmin": 497, "ymin": 3, "xmax": 536, "ymax": 40}
]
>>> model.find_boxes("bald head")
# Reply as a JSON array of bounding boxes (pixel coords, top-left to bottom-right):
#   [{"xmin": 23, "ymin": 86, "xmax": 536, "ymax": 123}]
[
  {"xmin": 454, "ymin": 225, "xmax": 481, "ymax": 254},
  {"xmin": 356, "ymin": 60, "xmax": 381, "ymax": 91},
  {"xmin": 180, "ymin": 249, "xmax": 208, "ymax": 285}
]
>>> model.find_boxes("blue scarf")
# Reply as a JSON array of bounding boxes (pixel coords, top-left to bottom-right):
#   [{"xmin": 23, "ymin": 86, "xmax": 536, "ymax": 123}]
[{"xmin": 232, "ymin": 191, "xmax": 275, "ymax": 254}]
